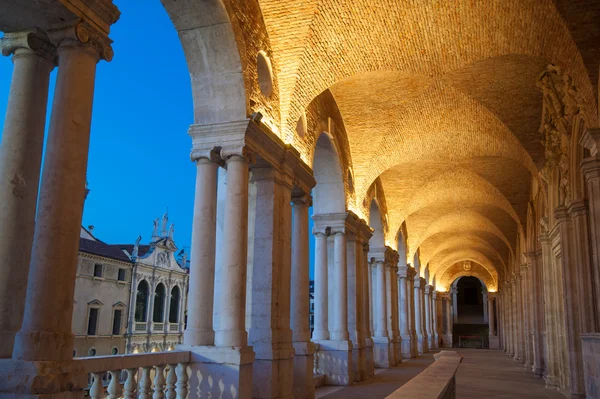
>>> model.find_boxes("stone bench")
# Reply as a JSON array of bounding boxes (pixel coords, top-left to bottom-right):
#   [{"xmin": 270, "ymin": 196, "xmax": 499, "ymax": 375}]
[{"xmin": 385, "ymin": 351, "xmax": 463, "ymax": 399}]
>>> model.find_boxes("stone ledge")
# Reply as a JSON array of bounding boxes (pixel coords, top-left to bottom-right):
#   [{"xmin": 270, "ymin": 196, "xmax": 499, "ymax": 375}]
[{"xmin": 386, "ymin": 351, "xmax": 462, "ymax": 399}]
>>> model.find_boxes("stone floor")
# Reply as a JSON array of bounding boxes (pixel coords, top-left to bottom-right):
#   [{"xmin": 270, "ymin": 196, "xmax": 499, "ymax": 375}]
[
  {"xmin": 317, "ymin": 353, "xmax": 436, "ymax": 398},
  {"xmin": 456, "ymin": 349, "xmax": 566, "ymax": 398},
  {"xmin": 317, "ymin": 349, "xmax": 567, "ymax": 398}
]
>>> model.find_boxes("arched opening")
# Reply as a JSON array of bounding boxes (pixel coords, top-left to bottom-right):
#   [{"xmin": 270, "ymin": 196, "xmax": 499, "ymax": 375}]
[
  {"xmin": 134, "ymin": 280, "xmax": 149, "ymax": 322},
  {"xmin": 456, "ymin": 276, "xmax": 485, "ymax": 324},
  {"xmin": 153, "ymin": 283, "xmax": 166, "ymax": 323},
  {"xmin": 169, "ymin": 286, "xmax": 180, "ymax": 323},
  {"xmin": 451, "ymin": 275, "xmax": 490, "ymax": 348},
  {"xmin": 312, "ymin": 133, "xmax": 345, "ymax": 215},
  {"xmin": 368, "ymin": 200, "xmax": 385, "ymax": 248}
]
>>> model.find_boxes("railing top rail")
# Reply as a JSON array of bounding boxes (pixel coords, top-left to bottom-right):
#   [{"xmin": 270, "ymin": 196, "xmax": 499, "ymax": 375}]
[{"xmin": 75, "ymin": 350, "xmax": 191, "ymax": 373}]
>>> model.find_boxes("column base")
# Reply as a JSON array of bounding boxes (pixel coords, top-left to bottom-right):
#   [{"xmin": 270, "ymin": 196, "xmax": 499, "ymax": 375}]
[
  {"xmin": 372, "ymin": 337, "xmax": 393, "ymax": 368},
  {"xmin": 427, "ymin": 334, "xmax": 435, "ymax": 349},
  {"xmin": 179, "ymin": 345, "xmax": 255, "ymax": 399},
  {"xmin": 0, "ymin": 359, "xmax": 87, "ymax": 398},
  {"xmin": 401, "ymin": 334, "xmax": 414, "ymax": 359},
  {"xmin": 365, "ymin": 338, "xmax": 375, "ymax": 377},
  {"xmin": 411, "ymin": 332, "xmax": 419, "ymax": 356},
  {"xmin": 314, "ymin": 340, "xmax": 353, "ymax": 386},
  {"xmin": 351, "ymin": 343, "xmax": 366, "ymax": 382},
  {"xmin": 441, "ymin": 334, "xmax": 453, "ymax": 348},
  {"xmin": 417, "ymin": 334, "xmax": 426, "ymax": 354},
  {"xmin": 489, "ymin": 336, "xmax": 500, "ymax": 349},
  {"xmin": 292, "ymin": 342, "xmax": 315, "ymax": 399},
  {"xmin": 393, "ymin": 336, "xmax": 403, "ymax": 364},
  {"xmin": 251, "ymin": 342, "xmax": 294, "ymax": 398}
]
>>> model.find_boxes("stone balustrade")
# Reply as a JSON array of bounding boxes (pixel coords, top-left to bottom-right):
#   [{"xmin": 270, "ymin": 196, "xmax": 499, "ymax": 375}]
[
  {"xmin": 385, "ymin": 351, "xmax": 462, "ymax": 399},
  {"xmin": 76, "ymin": 350, "xmax": 190, "ymax": 399}
]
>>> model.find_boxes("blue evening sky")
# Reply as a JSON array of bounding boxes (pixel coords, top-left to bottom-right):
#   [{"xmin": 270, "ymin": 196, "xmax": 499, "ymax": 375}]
[{"xmin": 0, "ymin": 1, "xmax": 315, "ymax": 277}]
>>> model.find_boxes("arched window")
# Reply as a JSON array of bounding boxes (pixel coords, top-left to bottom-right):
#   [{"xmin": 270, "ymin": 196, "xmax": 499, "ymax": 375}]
[
  {"xmin": 153, "ymin": 283, "xmax": 166, "ymax": 322},
  {"xmin": 169, "ymin": 286, "xmax": 181, "ymax": 323},
  {"xmin": 135, "ymin": 280, "xmax": 149, "ymax": 322}
]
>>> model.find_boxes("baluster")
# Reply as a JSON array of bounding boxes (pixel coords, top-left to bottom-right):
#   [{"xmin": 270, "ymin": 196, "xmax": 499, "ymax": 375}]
[
  {"xmin": 175, "ymin": 363, "xmax": 188, "ymax": 399},
  {"xmin": 90, "ymin": 372, "xmax": 105, "ymax": 399},
  {"xmin": 124, "ymin": 368, "xmax": 138, "ymax": 399},
  {"xmin": 138, "ymin": 366, "xmax": 152, "ymax": 399},
  {"xmin": 165, "ymin": 364, "xmax": 177, "ymax": 399},
  {"xmin": 153, "ymin": 365, "xmax": 166, "ymax": 399},
  {"xmin": 107, "ymin": 370, "xmax": 122, "ymax": 399}
]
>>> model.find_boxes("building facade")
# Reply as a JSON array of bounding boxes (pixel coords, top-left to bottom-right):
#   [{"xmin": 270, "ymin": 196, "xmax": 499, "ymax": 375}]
[{"xmin": 73, "ymin": 214, "xmax": 188, "ymax": 358}]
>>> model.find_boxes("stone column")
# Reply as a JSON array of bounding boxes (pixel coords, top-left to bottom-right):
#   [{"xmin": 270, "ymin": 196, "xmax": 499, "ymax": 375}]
[
  {"xmin": 373, "ymin": 260, "xmax": 392, "ymax": 367},
  {"xmin": 398, "ymin": 267, "xmax": 412, "ymax": 358},
  {"xmin": 488, "ymin": 293, "xmax": 500, "ymax": 349},
  {"xmin": 521, "ymin": 264, "xmax": 533, "ymax": 370},
  {"xmin": 451, "ymin": 287, "xmax": 458, "ymax": 323},
  {"xmin": 424, "ymin": 285, "xmax": 433, "ymax": 350},
  {"xmin": 214, "ymin": 152, "xmax": 250, "ymax": 348},
  {"xmin": 445, "ymin": 295, "xmax": 453, "ymax": 347},
  {"xmin": 247, "ymin": 165, "xmax": 295, "ymax": 398},
  {"xmin": 554, "ymin": 206, "xmax": 586, "ymax": 397},
  {"xmin": 0, "ymin": 31, "xmax": 54, "ymax": 358},
  {"xmin": 581, "ymin": 144, "xmax": 600, "ymax": 329},
  {"xmin": 385, "ymin": 264, "xmax": 396, "ymax": 366},
  {"xmin": 184, "ymin": 151, "xmax": 219, "ymax": 346},
  {"xmin": 432, "ymin": 291, "xmax": 439, "ymax": 349},
  {"xmin": 540, "ymin": 229, "xmax": 559, "ymax": 389},
  {"xmin": 13, "ymin": 27, "xmax": 107, "ymax": 361},
  {"xmin": 362, "ymin": 243, "xmax": 375, "ymax": 377},
  {"xmin": 346, "ymin": 234, "xmax": 365, "ymax": 382},
  {"xmin": 528, "ymin": 254, "xmax": 544, "ymax": 375},
  {"xmin": 414, "ymin": 276, "xmax": 425, "ymax": 353},
  {"xmin": 291, "ymin": 195, "xmax": 315, "ymax": 398},
  {"xmin": 407, "ymin": 268, "xmax": 418, "ymax": 357},
  {"xmin": 390, "ymin": 265, "xmax": 401, "ymax": 363},
  {"xmin": 313, "ymin": 231, "xmax": 329, "ymax": 341},
  {"xmin": 483, "ymin": 290, "xmax": 489, "ymax": 324},
  {"xmin": 420, "ymin": 278, "xmax": 429, "ymax": 353},
  {"xmin": 331, "ymin": 231, "xmax": 349, "ymax": 341}
]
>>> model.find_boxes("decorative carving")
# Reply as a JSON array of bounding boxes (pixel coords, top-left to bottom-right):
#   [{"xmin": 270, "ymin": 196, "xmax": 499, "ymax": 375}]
[
  {"xmin": 462, "ymin": 260, "xmax": 472, "ymax": 271},
  {"xmin": 537, "ymin": 65, "xmax": 585, "ymax": 207},
  {"xmin": 132, "ymin": 235, "xmax": 142, "ymax": 259},
  {"xmin": 0, "ymin": 29, "xmax": 55, "ymax": 60},
  {"xmin": 47, "ymin": 22, "xmax": 114, "ymax": 61},
  {"xmin": 157, "ymin": 252, "xmax": 170, "ymax": 268}
]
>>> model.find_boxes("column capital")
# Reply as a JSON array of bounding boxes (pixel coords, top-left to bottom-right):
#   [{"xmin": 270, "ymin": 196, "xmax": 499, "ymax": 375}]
[
  {"xmin": 580, "ymin": 127, "xmax": 600, "ymax": 156},
  {"xmin": 48, "ymin": 22, "xmax": 114, "ymax": 61},
  {"xmin": 397, "ymin": 266, "xmax": 408, "ymax": 279},
  {"xmin": 488, "ymin": 292, "xmax": 498, "ymax": 299},
  {"xmin": 190, "ymin": 147, "xmax": 222, "ymax": 164},
  {"xmin": 568, "ymin": 199, "xmax": 588, "ymax": 217},
  {"xmin": 0, "ymin": 30, "xmax": 55, "ymax": 60},
  {"xmin": 581, "ymin": 155, "xmax": 600, "ymax": 180},
  {"xmin": 291, "ymin": 193, "xmax": 312, "ymax": 206}
]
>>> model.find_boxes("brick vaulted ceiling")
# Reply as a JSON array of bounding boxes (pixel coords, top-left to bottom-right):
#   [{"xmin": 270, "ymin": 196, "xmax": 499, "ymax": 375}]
[{"xmin": 250, "ymin": 0, "xmax": 600, "ymax": 283}]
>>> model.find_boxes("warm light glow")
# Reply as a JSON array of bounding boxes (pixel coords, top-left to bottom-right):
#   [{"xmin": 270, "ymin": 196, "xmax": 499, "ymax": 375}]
[
  {"xmin": 436, "ymin": 285, "xmax": 448, "ymax": 292},
  {"xmin": 132, "ymin": 348, "xmax": 139, "ymax": 354},
  {"xmin": 488, "ymin": 288, "xmax": 497, "ymax": 293}
]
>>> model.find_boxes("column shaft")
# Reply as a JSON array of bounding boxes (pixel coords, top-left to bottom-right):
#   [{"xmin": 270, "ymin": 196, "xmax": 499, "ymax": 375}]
[
  {"xmin": 375, "ymin": 262, "xmax": 388, "ymax": 337},
  {"xmin": 0, "ymin": 44, "xmax": 53, "ymax": 358},
  {"xmin": 398, "ymin": 276, "xmax": 409, "ymax": 336},
  {"xmin": 184, "ymin": 158, "xmax": 218, "ymax": 345},
  {"xmin": 331, "ymin": 232, "xmax": 349, "ymax": 341},
  {"xmin": 13, "ymin": 44, "xmax": 99, "ymax": 361},
  {"xmin": 291, "ymin": 198, "xmax": 310, "ymax": 342},
  {"xmin": 214, "ymin": 154, "xmax": 249, "ymax": 347},
  {"xmin": 313, "ymin": 232, "xmax": 329, "ymax": 340}
]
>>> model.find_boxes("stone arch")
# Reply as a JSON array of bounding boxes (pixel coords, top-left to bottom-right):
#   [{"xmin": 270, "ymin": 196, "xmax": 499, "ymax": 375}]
[
  {"xmin": 134, "ymin": 280, "xmax": 149, "ymax": 322},
  {"xmin": 312, "ymin": 132, "xmax": 346, "ymax": 214},
  {"xmin": 368, "ymin": 200, "xmax": 385, "ymax": 249},
  {"xmin": 153, "ymin": 283, "xmax": 166, "ymax": 323},
  {"xmin": 168, "ymin": 285, "xmax": 181, "ymax": 323}
]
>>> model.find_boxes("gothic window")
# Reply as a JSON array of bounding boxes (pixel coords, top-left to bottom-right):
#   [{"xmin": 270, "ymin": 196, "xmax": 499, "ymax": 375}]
[
  {"xmin": 153, "ymin": 283, "xmax": 166, "ymax": 323},
  {"xmin": 169, "ymin": 286, "xmax": 180, "ymax": 323},
  {"xmin": 135, "ymin": 280, "xmax": 149, "ymax": 322}
]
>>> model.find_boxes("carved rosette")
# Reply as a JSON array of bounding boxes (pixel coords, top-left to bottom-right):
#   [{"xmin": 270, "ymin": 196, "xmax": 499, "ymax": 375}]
[
  {"xmin": 48, "ymin": 22, "xmax": 114, "ymax": 61},
  {"xmin": 537, "ymin": 64, "xmax": 585, "ymax": 207}
]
